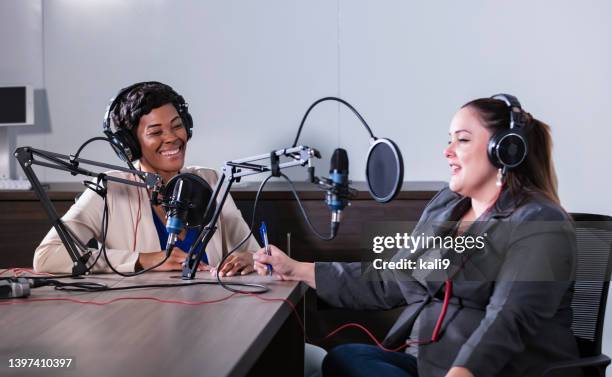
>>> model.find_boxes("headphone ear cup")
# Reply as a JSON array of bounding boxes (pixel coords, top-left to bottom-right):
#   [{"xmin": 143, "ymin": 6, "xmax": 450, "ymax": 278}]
[
  {"xmin": 488, "ymin": 130, "xmax": 528, "ymax": 169},
  {"xmin": 106, "ymin": 128, "xmax": 141, "ymax": 162}
]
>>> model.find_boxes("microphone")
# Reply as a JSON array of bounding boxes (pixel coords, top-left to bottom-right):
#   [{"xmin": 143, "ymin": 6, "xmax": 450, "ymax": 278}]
[
  {"xmin": 326, "ymin": 148, "xmax": 351, "ymax": 235},
  {"xmin": 161, "ymin": 173, "xmax": 216, "ymax": 257},
  {"xmin": 165, "ymin": 177, "xmax": 191, "ymax": 256}
]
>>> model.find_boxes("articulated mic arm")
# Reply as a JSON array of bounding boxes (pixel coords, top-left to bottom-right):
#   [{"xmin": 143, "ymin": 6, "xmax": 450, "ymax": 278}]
[{"xmin": 14, "ymin": 146, "xmax": 162, "ymax": 275}]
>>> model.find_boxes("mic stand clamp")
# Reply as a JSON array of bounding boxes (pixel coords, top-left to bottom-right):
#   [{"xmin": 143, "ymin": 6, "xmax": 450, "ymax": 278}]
[{"xmin": 270, "ymin": 152, "xmax": 280, "ymax": 177}]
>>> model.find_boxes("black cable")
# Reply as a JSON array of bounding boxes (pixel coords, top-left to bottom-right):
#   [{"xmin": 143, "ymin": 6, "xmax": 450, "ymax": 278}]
[
  {"xmin": 75, "ymin": 136, "xmax": 142, "ymax": 180},
  {"xmin": 74, "ymin": 136, "xmax": 153, "ymax": 276},
  {"xmin": 73, "ymin": 137, "xmax": 111, "ymax": 160},
  {"xmin": 214, "ymin": 170, "xmax": 337, "ymax": 294},
  {"xmin": 93, "ymin": 280, "xmax": 266, "ymax": 292},
  {"xmin": 99, "ymin": 193, "xmax": 171, "ymax": 277},
  {"xmin": 71, "ymin": 178, "xmax": 105, "ymax": 275},
  {"xmin": 214, "ymin": 174, "xmax": 275, "ymax": 294},
  {"xmin": 279, "ymin": 173, "xmax": 335, "ymax": 241},
  {"xmin": 78, "ymin": 231, "xmax": 103, "ymax": 274},
  {"xmin": 68, "ymin": 138, "xmax": 120, "ymax": 275},
  {"xmin": 74, "ymin": 137, "xmax": 152, "ymax": 275},
  {"xmin": 31, "ymin": 279, "xmax": 108, "ymax": 291},
  {"xmin": 32, "ymin": 279, "xmax": 266, "ymax": 293},
  {"xmin": 292, "ymin": 96, "xmax": 375, "ymax": 147}
]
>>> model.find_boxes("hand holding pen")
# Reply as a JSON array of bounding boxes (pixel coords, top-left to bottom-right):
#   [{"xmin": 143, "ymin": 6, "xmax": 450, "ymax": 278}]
[
  {"xmin": 259, "ymin": 222, "xmax": 273, "ymax": 276},
  {"xmin": 253, "ymin": 244, "xmax": 315, "ymax": 286}
]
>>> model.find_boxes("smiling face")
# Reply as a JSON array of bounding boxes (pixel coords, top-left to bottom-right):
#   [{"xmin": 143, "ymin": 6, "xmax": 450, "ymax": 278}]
[
  {"xmin": 443, "ymin": 106, "xmax": 498, "ymax": 198},
  {"xmin": 135, "ymin": 103, "xmax": 187, "ymax": 182}
]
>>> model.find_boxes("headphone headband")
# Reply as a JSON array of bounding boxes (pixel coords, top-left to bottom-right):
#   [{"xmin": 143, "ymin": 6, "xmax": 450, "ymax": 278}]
[{"xmin": 490, "ymin": 93, "xmax": 528, "ymax": 130}]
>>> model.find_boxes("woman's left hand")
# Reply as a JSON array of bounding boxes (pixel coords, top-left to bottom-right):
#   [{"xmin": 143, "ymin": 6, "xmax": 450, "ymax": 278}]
[
  {"xmin": 215, "ymin": 251, "xmax": 255, "ymax": 277},
  {"xmin": 445, "ymin": 367, "xmax": 474, "ymax": 377}
]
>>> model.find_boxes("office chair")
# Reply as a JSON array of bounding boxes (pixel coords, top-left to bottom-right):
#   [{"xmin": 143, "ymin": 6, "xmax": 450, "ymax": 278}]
[{"xmin": 541, "ymin": 213, "xmax": 612, "ymax": 377}]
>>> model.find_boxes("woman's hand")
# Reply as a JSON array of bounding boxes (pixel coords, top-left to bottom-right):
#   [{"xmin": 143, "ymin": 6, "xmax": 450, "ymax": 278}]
[
  {"xmin": 253, "ymin": 245, "xmax": 316, "ymax": 288},
  {"xmin": 215, "ymin": 250, "xmax": 255, "ymax": 277},
  {"xmin": 445, "ymin": 367, "xmax": 474, "ymax": 377},
  {"xmin": 137, "ymin": 247, "xmax": 209, "ymax": 272}
]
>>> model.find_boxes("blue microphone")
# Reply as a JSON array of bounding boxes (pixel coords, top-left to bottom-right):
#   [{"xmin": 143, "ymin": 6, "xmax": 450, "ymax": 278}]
[
  {"xmin": 165, "ymin": 177, "xmax": 191, "ymax": 256},
  {"xmin": 326, "ymin": 148, "xmax": 350, "ymax": 233}
]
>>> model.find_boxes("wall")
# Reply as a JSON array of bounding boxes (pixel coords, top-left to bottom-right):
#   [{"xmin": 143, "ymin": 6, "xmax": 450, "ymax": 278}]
[{"xmin": 0, "ymin": 0, "xmax": 44, "ymax": 178}]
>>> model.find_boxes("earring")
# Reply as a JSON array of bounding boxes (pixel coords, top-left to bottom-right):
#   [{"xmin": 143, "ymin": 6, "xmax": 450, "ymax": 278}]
[{"xmin": 496, "ymin": 168, "xmax": 503, "ymax": 187}]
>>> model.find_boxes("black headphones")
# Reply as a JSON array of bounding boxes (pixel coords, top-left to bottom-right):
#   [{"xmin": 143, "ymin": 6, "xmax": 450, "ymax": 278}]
[
  {"xmin": 487, "ymin": 93, "xmax": 530, "ymax": 171},
  {"xmin": 102, "ymin": 81, "xmax": 193, "ymax": 162}
]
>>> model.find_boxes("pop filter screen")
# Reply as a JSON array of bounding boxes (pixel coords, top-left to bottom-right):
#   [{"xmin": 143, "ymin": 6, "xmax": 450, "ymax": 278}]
[
  {"xmin": 162, "ymin": 173, "xmax": 216, "ymax": 227},
  {"xmin": 365, "ymin": 138, "xmax": 404, "ymax": 203}
]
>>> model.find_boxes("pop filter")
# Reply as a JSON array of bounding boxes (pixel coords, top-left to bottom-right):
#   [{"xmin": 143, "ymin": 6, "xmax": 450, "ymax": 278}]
[
  {"xmin": 365, "ymin": 138, "xmax": 404, "ymax": 203},
  {"xmin": 161, "ymin": 173, "xmax": 216, "ymax": 228}
]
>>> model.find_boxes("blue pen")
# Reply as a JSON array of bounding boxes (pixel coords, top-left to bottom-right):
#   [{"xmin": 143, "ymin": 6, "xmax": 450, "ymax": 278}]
[{"xmin": 259, "ymin": 222, "xmax": 273, "ymax": 275}]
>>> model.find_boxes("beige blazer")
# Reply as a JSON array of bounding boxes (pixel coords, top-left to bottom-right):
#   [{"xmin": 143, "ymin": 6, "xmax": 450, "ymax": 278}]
[{"xmin": 33, "ymin": 166, "xmax": 260, "ymax": 273}]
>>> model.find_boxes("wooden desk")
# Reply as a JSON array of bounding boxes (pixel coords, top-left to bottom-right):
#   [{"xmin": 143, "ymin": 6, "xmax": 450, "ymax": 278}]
[{"xmin": 0, "ymin": 273, "xmax": 306, "ymax": 377}]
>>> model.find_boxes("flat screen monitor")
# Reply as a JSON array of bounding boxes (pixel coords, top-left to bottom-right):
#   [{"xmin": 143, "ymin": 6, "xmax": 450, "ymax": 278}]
[{"xmin": 0, "ymin": 85, "xmax": 34, "ymax": 126}]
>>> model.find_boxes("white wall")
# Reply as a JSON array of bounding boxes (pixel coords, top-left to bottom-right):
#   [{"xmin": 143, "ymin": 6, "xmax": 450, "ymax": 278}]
[
  {"xmin": 0, "ymin": 0, "xmax": 43, "ymax": 88},
  {"xmin": 3, "ymin": 0, "xmax": 612, "ymax": 365},
  {"xmin": 31, "ymin": 0, "xmax": 341, "ymax": 182}
]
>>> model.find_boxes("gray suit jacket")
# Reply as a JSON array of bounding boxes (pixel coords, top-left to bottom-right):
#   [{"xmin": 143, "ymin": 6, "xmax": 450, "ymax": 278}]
[{"xmin": 315, "ymin": 187, "xmax": 580, "ymax": 377}]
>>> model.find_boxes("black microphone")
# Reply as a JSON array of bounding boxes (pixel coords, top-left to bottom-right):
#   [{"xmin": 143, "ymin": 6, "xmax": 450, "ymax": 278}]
[
  {"xmin": 165, "ymin": 177, "xmax": 191, "ymax": 256},
  {"xmin": 326, "ymin": 148, "xmax": 351, "ymax": 235},
  {"xmin": 161, "ymin": 173, "xmax": 216, "ymax": 257}
]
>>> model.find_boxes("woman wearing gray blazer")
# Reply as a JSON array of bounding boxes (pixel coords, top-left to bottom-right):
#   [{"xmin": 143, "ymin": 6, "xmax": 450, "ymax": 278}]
[{"xmin": 254, "ymin": 95, "xmax": 579, "ymax": 377}]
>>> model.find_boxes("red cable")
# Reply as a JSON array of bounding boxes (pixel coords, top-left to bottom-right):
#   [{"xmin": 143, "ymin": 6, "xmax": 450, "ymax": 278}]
[
  {"xmin": 0, "ymin": 286, "xmax": 452, "ymax": 353},
  {"xmin": 320, "ymin": 322, "xmax": 430, "ymax": 352},
  {"xmin": 1, "ymin": 268, "xmax": 56, "ymax": 277},
  {"xmin": 1, "ymin": 290, "xmax": 401, "ymax": 351},
  {"xmin": 245, "ymin": 293, "xmax": 432, "ymax": 352},
  {"xmin": 431, "ymin": 279, "xmax": 452, "ymax": 342},
  {"xmin": 0, "ymin": 293, "xmax": 239, "ymax": 306}
]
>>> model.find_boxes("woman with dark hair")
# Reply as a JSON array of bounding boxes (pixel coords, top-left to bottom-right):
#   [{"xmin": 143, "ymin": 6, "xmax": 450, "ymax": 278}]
[
  {"xmin": 34, "ymin": 81, "xmax": 259, "ymax": 275},
  {"xmin": 254, "ymin": 95, "xmax": 579, "ymax": 377},
  {"xmin": 462, "ymin": 97, "xmax": 560, "ymax": 205}
]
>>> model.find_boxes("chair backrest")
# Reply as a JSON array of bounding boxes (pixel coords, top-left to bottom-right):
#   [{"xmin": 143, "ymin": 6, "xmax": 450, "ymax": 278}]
[{"xmin": 570, "ymin": 213, "xmax": 612, "ymax": 357}]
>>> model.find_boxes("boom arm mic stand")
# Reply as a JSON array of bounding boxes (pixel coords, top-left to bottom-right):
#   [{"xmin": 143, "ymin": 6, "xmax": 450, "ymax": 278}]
[
  {"xmin": 181, "ymin": 145, "xmax": 319, "ymax": 280},
  {"xmin": 14, "ymin": 146, "xmax": 162, "ymax": 276}
]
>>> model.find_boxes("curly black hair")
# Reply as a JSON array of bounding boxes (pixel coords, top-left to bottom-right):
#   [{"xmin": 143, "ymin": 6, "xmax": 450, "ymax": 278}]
[{"xmin": 110, "ymin": 81, "xmax": 186, "ymax": 133}]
